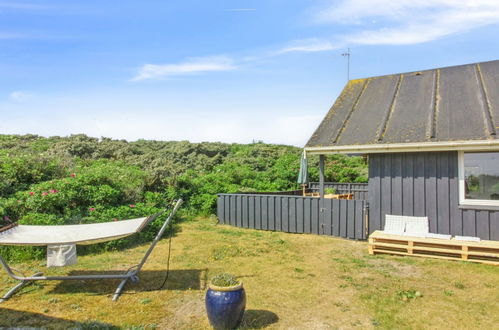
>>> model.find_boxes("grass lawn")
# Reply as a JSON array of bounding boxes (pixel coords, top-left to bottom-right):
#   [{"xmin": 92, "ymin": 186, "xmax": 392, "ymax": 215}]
[{"xmin": 0, "ymin": 216, "xmax": 498, "ymax": 329}]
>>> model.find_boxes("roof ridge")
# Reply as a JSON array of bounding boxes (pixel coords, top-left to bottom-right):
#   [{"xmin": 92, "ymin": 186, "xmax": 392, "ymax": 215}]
[{"xmin": 353, "ymin": 59, "xmax": 499, "ymax": 81}]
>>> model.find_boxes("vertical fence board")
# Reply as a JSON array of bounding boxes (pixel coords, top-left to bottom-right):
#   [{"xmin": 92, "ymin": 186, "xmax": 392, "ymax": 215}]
[
  {"xmin": 282, "ymin": 197, "xmax": 289, "ymax": 232},
  {"xmin": 242, "ymin": 196, "xmax": 248, "ymax": 228},
  {"xmin": 275, "ymin": 197, "xmax": 282, "ymax": 232},
  {"xmin": 355, "ymin": 201, "xmax": 364, "ymax": 239},
  {"xmin": 268, "ymin": 196, "xmax": 275, "ymax": 231},
  {"xmin": 304, "ymin": 198, "xmax": 311, "ymax": 233},
  {"xmin": 249, "ymin": 197, "xmax": 255, "ymax": 228},
  {"xmin": 230, "ymin": 196, "xmax": 236, "ymax": 226},
  {"xmin": 224, "ymin": 195, "xmax": 230, "ymax": 225},
  {"xmin": 324, "ymin": 199, "xmax": 333, "ymax": 235},
  {"xmin": 255, "ymin": 196, "xmax": 262, "ymax": 229},
  {"xmin": 311, "ymin": 198, "xmax": 319, "ymax": 234},
  {"xmin": 347, "ymin": 201, "xmax": 355, "ymax": 239},
  {"xmin": 236, "ymin": 196, "xmax": 242, "ymax": 227},
  {"xmin": 217, "ymin": 196, "xmax": 224, "ymax": 224},
  {"xmin": 296, "ymin": 198, "xmax": 304, "ymax": 233},
  {"xmin": 289, "ymin": 198, "xmax": 296, "ymax": 233},
  {"xmin": 340, "ymin": 200, "xmax": 348, "ymax": 238},
  {"xmin": 262, "ymin": 196, "xmax": 271, "ymax": 230},
  {"xmin": 332, "ymin": 199, "xmax": 340, "ymax": 237}
]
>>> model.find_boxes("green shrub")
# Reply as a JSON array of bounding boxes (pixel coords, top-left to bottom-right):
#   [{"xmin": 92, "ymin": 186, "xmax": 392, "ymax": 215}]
[{"xmin": 0, "ymin": 134, "xmax": 368, "ymax": 261}]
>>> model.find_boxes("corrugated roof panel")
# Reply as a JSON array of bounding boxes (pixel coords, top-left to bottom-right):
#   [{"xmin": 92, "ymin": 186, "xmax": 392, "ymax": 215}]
[
  {"xmin": 479, "ymin": 61, "xmax": 499, "ymax": 133},
  {"xmin": 436, "ymin": 64, "xmax": 488, "ymax": 140},
  {"xmin": 337, "ymin": 75, "xmax": 399, "ymax": 145},
  {"xmin": 306, "ymin": 79, "xmax": 366, "ymax": 147},
  {"xmin": 382, "ymin": 70, "xmax": 435, "ymax": 143}
]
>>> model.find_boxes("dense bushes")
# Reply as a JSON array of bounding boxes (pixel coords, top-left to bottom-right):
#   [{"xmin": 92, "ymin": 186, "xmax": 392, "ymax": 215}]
[{"xmin": 0, "ymin": 134, "xmax": 367, "ymax": 260}]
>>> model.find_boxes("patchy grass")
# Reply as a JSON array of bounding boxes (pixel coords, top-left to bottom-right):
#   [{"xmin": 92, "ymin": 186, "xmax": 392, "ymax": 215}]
[{"xmin": 0, "ymin": 217, "xmax": 498, "ymax": 329}]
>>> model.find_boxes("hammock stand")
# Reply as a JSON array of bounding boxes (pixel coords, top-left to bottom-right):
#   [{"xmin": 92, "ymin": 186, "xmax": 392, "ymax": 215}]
[{"xmin": 0, "ymin": 199, "xmax": 183, "ymax": 303}]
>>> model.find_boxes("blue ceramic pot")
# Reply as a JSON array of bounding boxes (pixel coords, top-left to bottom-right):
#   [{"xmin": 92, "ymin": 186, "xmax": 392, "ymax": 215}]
[{"xmin": 205, "ymin": 282, "xmax": 246, "ymax": 330}]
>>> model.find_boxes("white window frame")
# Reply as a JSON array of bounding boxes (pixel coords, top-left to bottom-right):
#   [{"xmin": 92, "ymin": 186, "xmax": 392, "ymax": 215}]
[{"xmin": 458, "ymin": 150, "xmax": 499, "ymax": 207}]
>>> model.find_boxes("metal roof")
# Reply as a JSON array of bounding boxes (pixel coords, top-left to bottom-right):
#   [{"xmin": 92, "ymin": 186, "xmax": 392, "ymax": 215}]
[{"xmin": 306, "ymin": 60, "xmax": 499, "ymax": 153}]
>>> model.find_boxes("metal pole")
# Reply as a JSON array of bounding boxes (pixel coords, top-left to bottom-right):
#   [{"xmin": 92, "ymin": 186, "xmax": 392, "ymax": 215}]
[
  {"xmin": 319, "ymin": 155, "xmax": 325, "ymax": 198},
  {"xmin": 342, "ymin": 48, "xmax": 351, "ymax": 81},
  {"xmin": 136, "ymin": 199, "xmax": 183, "ymax": 272},
  {"xmin": 347, "ymin": 48, "xmax": 350, "ymax": 81},
  {"xmin": 319, "ymin": 155, "xmax": 325, "ymax": 234}
]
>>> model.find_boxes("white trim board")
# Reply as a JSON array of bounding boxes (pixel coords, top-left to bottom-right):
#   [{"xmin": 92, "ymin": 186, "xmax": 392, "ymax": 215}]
[{"xmin": 305, "ymin": 139, "xmax": 499, "ymax": 155}]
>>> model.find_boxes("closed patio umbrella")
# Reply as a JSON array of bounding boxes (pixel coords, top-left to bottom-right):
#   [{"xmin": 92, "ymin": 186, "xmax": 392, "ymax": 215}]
[{"xmin": 297, "ymin": 151, "xmax": 308, "ymax": 196}]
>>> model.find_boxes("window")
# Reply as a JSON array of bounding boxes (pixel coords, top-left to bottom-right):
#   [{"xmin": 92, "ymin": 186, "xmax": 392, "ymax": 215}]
[{"xmin": 459, "ymin": 151, "xmax": 499, "ymax": 206}]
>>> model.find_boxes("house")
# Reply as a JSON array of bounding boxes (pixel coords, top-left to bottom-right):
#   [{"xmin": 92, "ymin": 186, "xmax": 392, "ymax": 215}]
[{"xmin": 305, "ymin": 60, "xmax": 499, "ymax": 241}]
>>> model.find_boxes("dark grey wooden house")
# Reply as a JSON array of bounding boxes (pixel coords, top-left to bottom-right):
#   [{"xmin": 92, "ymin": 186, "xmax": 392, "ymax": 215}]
[{"xmin": 305, "ymin": 60, "xmax": 499, "ymax": 241}]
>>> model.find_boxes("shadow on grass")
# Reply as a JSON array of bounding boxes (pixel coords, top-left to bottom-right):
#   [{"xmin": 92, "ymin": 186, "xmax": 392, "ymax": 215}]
[
  {"xmin": 49, "ymin": 269, "xmax": 207, "ymax": 295},
  {"xmin": 239, "ymin": 309, "xmax": 279, "ymax": 329},
  {"xmin": 0, "ymin": 308, "xmax": 118, "ymax": 329}
]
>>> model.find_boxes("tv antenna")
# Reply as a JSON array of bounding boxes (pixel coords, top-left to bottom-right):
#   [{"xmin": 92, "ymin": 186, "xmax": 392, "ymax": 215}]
[{"xmin": 341, "ymin": 48, "xmax": 351, "ymax": 81}]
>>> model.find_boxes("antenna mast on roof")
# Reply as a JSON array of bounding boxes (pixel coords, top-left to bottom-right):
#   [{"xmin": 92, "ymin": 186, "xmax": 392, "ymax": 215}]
[{"xmin": 341, "ymin": 48, "xmax": 351, "ymax": 81}]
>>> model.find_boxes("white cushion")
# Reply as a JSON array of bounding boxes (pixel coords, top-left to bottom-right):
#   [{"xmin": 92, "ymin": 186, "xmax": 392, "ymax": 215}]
[
  {"xmin": 383, "ymin": 215, "xmax": 406, "ymax": 235},
  {"xmin": 454, "ymin": 235, "xmax": 480, "ymax": 242},
  {"xmin": 426, "ymin": 233, "xmax": 452, "ymax": 240},
  {"xmin": 404, "ymin": 216, "xmax": 429, "ymax": 237}
]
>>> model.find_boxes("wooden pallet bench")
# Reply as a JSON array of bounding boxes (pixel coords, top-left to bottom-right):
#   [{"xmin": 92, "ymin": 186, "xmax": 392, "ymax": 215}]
[{"xmin": 368, "ymin": 230, "xmax": 499, "ymax": 266}]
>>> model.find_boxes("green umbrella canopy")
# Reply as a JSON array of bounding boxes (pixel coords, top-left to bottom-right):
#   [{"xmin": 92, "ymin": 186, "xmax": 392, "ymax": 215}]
[{"xmin": 297, "ymin": 151, "xmax": 308, "ymax": 185}]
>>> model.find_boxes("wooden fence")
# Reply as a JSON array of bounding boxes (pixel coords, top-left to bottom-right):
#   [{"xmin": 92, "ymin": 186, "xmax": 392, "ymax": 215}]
[{"xmin": 217, "ymin": 193, "xmax": 367, "ymax": 240}]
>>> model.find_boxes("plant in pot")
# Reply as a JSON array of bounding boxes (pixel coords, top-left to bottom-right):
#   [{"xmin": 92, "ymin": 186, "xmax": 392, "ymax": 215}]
[
  {"xmin": 205, "ymin": 273, "xmax": 246, "ymax": 330},
  {"xmin": 325, "ymin": 187, "xmax": 337, "ymax": 195},
  {"xmin": 324, "ymin": 187, "xmax": 337, "ymax": 198}
]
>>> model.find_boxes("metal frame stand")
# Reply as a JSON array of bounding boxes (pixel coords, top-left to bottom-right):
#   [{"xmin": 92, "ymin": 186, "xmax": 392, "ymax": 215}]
[{"xmin": 0, "ymin": 199, "xmax": 183, "ymax": 303}]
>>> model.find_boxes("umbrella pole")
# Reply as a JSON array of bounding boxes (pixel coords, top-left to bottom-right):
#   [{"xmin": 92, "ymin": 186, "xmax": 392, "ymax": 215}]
[{"xmin": 302, "ymin": 184, "xmax": 306, "ymax": 196}]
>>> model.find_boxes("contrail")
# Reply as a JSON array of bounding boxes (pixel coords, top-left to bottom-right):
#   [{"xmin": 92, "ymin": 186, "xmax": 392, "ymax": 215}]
[{"xmin": 224, "ymin": 8, "xmax": 256, "ymax": 12}]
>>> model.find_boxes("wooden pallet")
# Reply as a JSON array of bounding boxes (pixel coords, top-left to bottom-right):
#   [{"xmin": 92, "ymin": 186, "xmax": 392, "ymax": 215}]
[{"xmin": 368, "ymin": 230, "xmax": 499, "ymax": 266}]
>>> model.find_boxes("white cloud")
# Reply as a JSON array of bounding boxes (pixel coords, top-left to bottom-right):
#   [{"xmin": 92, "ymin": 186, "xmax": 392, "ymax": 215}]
[
  {"xmin": 8, "ymin": 91, "xmax": 31, "ymax": 102},
  {"xmin": 314, "ymin": 0, "xmax": 499, "ymax": 45},
  {"xmin": 131, "ymin": 56, "xmax": 236, "ymax": 81},
  {"xmin": 276, "ymin": 38, "xmax": 338, "ymax": 54}
]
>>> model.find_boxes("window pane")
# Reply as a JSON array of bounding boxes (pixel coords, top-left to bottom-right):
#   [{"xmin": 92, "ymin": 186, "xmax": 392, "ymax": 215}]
[{"xmin": 464, "ymin": 152, "xmax": 499, "ymax": 200}]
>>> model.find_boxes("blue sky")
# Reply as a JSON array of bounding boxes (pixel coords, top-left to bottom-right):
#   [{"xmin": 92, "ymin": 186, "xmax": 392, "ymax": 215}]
[{"xmin": 2, "ymin": 0, "xmax": 499, "ymax": 146}]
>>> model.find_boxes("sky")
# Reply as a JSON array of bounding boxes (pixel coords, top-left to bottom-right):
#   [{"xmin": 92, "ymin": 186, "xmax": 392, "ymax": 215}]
[{"xmin": 1, "ymin": 0, "xmax": 499, "ymax": 147}]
